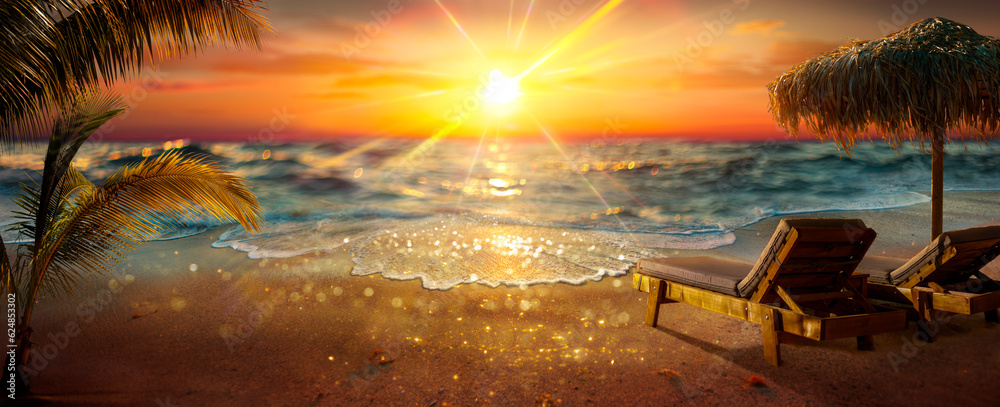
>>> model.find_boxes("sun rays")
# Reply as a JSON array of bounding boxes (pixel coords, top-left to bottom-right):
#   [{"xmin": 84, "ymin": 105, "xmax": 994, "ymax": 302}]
[
  {"xmin": 396, "ymin": 0, "xmax": 628, "ymax": 146},
  {"xmin": 343, "ymin": 0, "xmax": 658, "ymax": 232},
  {"xmin": 432, "ymin": 0, "xmax": 488, "ymax": 61}
]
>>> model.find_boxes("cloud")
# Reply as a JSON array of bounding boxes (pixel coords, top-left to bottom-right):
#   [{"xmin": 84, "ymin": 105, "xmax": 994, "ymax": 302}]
[
  {"xmin": 306, "ymin": 90, "xmax": 368, "ymax": 100},
  {"xmin": 661, "ymin": 66, "xmax": 779, "ymax": 90},
  {"xmin": 288, "ymin": 16, "xmax": 356, "ymax": 35},
  {"xmin": 732, "ymin": 19, "xmax": 786, "ymax": 36},
  {"xmin": 147, "ymin": 80, "xmax": 243, "ymax": 93},
  {"xmin": 767, "ymin": 39, "xmax": 844, "ymax": 66},
  {"xmin": 335, "ymin": 72, "xmax": 464, "ymax": 90},
  {"xmin": 210, "ymin": 51, "xmax": 395, "ymax": 76},
  {"xmin": 655, "ymin": 38, "xmax": 847, "ymax": 90}
]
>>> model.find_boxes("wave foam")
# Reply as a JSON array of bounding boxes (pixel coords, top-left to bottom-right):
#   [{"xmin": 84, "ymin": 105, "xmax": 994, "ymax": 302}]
[{"xmin": 348, "ymin": 214, "xmax": 732, "ymax": 290}]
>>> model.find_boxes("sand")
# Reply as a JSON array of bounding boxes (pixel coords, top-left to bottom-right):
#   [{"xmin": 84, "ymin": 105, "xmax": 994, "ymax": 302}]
[{"xmin": 13, "ymin": 191, "xmax": 1000, "ymax": 406}]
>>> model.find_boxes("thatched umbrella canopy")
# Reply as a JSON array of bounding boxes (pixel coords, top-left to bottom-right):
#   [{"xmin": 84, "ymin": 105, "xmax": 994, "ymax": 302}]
[{"xmin": 768, "ymin": 17, "xmax": 1000, "ymax": 240}]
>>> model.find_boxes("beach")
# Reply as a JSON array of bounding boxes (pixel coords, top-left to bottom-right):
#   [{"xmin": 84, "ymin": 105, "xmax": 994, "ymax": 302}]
[
  {"xmin": 7, "ymin": 1, "xmax": 1000, "ymax": 406},
  {"xmin": 18, "ymin": 191, "xmax": 1000, "ymax": 406}
]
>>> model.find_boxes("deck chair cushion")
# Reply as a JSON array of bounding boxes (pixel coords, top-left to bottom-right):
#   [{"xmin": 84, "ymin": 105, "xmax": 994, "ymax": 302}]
[
  {"xmin": 855, "ymin": 256, "xmax": 906, "ymax": 284},
  {"xmin": 737, "ymin": 218, "xmax": 869, "ymax": 297},
  {"xmin": 637, "ymin": 218, "xmax": 870, "ymax": 298},
  {"xmin": 636, "ymin": 257, "xmax": 749, "ymax": 296},
  {"xmin": 887, "ymin": 226, "xmax": 1000, "ymax": 285}
]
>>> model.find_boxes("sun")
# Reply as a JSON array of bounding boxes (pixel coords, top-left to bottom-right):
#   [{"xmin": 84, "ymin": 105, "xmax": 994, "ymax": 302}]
[{"xmin": 483, "ymin": 69, "xmax": 522, "ymax": 105}]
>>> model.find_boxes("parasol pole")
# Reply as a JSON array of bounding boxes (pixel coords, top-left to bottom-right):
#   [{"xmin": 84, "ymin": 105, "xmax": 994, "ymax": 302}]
[{"xmin": 931, "ymin": 129, "xmax": 944, "ymax": 240}]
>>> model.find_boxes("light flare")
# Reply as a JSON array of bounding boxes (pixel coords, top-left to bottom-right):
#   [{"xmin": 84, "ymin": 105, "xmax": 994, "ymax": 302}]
[
  {"xmin": 528, "ymin": 113, "xmax": 634, "ymax": 233},
  {"xmin": 513, "ymin": 0, "xmax": 537, "ymax": 51},
  {"xmin": 460, "ymin": 119, "xmax": 491, "ymax": 203},
  {"xmin": 433, "ymin": 0, "xmax": 488, "ymax": 61},
  {"xmin": 506, "ymin": 0, "xmax": 515, "ymax": 49},
  {"xmin": 531, "ymin": 0, "xmax": 625, "ymax": 70},
  {"xmin": 527, "ymin": 112, "xmax": 610, "ymax": 210}
]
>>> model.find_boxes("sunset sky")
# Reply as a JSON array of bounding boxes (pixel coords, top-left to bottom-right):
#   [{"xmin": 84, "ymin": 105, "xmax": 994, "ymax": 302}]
[{"xmin": 106, "ymin": 0, "xmax": 1000, "ymax": 142}]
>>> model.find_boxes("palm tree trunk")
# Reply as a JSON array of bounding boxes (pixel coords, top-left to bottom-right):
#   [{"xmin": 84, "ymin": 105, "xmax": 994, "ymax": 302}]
[
  {"xmin": 0, "ymin": 235, "xmax": 28, "ymax": 396},
  {"xmin": 931, "ymin": 129, "xmax": 944, "ymax": 240},
  {"xmin": 2, "ymin": 252, "xmax": 30, "ymax": 397},
  {"xmin": 12, "ymin": 136, "xmax": 67, "ymax": 396},
  {"xmin": 13, "ymin": 326, "xmax": 32, "ymax": 396}
]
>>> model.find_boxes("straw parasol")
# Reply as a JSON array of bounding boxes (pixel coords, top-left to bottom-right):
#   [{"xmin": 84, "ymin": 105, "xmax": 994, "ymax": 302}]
[{"xmin": 767, "ymin": 17, "xmax": 1000, "ymax": 240}]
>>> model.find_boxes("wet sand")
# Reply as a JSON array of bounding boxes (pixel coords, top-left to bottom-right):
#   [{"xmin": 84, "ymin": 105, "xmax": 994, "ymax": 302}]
[{"xmin": 18, "ymin": 191, "xmax": 1000, "ymax": 406}]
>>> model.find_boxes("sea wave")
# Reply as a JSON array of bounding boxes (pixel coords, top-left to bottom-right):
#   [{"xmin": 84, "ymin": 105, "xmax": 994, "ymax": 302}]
[
  {"xmin": 346, "ymin": 213, "xmax": 730, "ymax": 290},
  {"xmin": 2, "ymin": 139, "xmax": 998, "ymax": 290}
]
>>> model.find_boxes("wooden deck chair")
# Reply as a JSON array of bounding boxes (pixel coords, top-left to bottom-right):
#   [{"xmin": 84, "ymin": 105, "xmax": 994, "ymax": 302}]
[
  {"xmin": 632, "ymin": 218, "xmax": 907, "ymax": 366},
  {"xmin": 856, "ymin": 226, "xmax": 1000, "ymax": 341}
]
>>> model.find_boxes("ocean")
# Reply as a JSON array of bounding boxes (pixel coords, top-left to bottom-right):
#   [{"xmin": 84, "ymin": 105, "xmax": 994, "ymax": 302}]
[{"xmin": 2, "ymin": 138, "xmax": 998, "ymax": 289}]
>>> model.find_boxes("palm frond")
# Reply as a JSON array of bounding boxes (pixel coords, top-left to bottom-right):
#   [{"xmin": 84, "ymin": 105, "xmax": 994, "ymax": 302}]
[
  {"xmin": 0, "ymin": 0, "xmax": 65, "ymax": 148},
  {"xmin": 9, "ymin": 162, "xmax": 95, "ymax": 299},
  {"xmin": 1, "ymin": 0, "xmax": 272, "ymax": 149},
  {"xmin": 52, "ymin": 0, "xmax": 271, "ymax": 86},
  {"xmin": 31, "ymin": 92, "xmax": 125, "ymax": 257},
  {"xmin": 24, "ymin": 152, "xmax": 262, "ymax": 297}
]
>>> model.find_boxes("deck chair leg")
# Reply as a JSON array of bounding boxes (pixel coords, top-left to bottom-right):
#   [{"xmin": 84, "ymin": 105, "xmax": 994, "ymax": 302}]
[
  {"xmin": 916, "ymin": 320, "xmax": 936, "ymax": 343},
  {"xmin": 762, "ymin": 308, "xmax": 782, "ymax": 367},
  {"xmin": 856, "ymin": 335, "xmax": 874, "ymax": 351},
  {"xmin": 985, "ymin": 309, "xmax": 999, "ymax": 324},
  {"xmin": 645, "ymin": 279, "xmax": 664, "ymax": 327},
  {"xmin": 912, "ymin": 290, "xmax": 936, "ymax": 343}
]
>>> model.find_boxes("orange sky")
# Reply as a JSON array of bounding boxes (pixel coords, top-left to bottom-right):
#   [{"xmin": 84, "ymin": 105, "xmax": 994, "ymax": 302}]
[{"xmin": 104, "ymin": 0, "xmax": 1000, "ymax": 142}]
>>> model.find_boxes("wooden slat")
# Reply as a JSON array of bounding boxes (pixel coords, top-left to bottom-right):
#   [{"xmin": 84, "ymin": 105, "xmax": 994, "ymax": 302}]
[
  {"xmin": 780, "ymin": 257, "xmax": 861, "ymax": 267},
  {"xmin": 953, "ymin": 239, "xmax": 1000, "ymax": 252},
  {"xmin": 776, "ymin": 262, "xmax": 858, "ymax": 275},
  {"xmin": 765, "ymin": 228, "xmax": 876, "ymax": 305},
  {"xmin": 792, "ymin": 226, "xmax": 875, "ymax": 244},
  {"xmin": 838, "ymin": 275, "xmax": 876, "ymax": 313},
  {"xmin": 869, "ymin": 281, "xmax": 1000, "ymax": 319},
  {"xmin": 874, "ymin": 284, "xmax": 970, "ymax": 315},
  {"xmin": 772, "ymin": 273, "xmax": 840, "ymax": 287},
  {"xmin": 902, "ymin": 246, "xmax": 957, "ymax": 288},
  {"xmin": 936, "ymin": 244, "xmax": 1000, "ymax": 277},
  {"xmin": 867, "ymin": 283, "xmax": 913, "ymax": 304},
  {"xmin": 788, "ymin": 290, "xmax": 854, "ymax": 303},
  {"xmin": 820, "ymin": 310, "xmax": 908, "ymax": 340},
  {"xmin": 966, "ymin": 289, "xmax": 1000, "ymax": 315},
  {"xmin": 658, "ymin": 281, "xmax": 828, "ymax": 341},
  {"xmin": 782, "ymin": 285, "xmax": 849, "ymax": 296},
  {"xmin": 652, "ymin": 278, "xmax": 905, "ymax": 341},
  {"xmin": 775, "ymin": 285, "xmax": 805, "ymax": 314},
  {"xmin": 798, "ymin": 301, "xmax": 859, "ymax": 317},
  {"xmin": 764, "ymin": 275, "xmax": 846, "ymax": 302},
  {"xmin": 750, "ymin": 228, "xmax": 800, "ymax": 303},
  {"xmin": 772, "ymin": 308, "xmax": 822, "ymax": 340},
  {"xmin": 851, "ymin": 273, "xmax": 869, "ymax": 297},
  {"xmin": 784, "ymin": 243, "xmax": 866, "ymax": 259},
  {"xmin": 948, "ymin": 246, "xmax": 998, "ymax": 262}
]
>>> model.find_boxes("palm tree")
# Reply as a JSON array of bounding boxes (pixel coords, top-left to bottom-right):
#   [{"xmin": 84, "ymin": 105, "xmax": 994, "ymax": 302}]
[{"xmin": 0, "ymin": 0, "xmax": 271, "ymax": 396}]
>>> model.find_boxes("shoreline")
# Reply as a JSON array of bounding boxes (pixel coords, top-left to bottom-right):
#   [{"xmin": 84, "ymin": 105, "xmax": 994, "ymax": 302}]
[{"xmin": 12, "ymin": 191, "xmax": 1000, "ymax": 406}]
